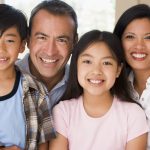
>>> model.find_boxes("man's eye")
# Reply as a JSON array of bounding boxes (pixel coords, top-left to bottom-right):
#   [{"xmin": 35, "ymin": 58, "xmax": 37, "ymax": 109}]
[
  {"xmin": 37, "ymin": 36, "xmax": 46, "ymax": 40},
  {"xmin": 58, "ymin": 38, "xmax": 68, "ymax": 43},
  {"xmin": 144, "ymin": 36, "xmax": 150, "ymax": 40}
]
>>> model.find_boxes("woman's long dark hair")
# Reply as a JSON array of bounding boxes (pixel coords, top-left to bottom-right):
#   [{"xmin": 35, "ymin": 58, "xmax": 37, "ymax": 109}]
[{"xmin": 113, "ymin": 4, "xmax": 150, "ymax": 71}]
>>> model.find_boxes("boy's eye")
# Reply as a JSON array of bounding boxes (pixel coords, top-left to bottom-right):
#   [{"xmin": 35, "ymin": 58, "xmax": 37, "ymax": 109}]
[{"xmin": 6, "ymin": 39, "xmax": 15, "ymax": 43}]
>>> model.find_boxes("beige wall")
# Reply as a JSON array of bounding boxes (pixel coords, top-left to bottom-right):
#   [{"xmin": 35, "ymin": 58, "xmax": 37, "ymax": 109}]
[
  {"xmin": 0, "ymin": 0, "xmax": 4, "ymax": 3},
  {"xmin": 115, "ymin": 0, "xmax": 150, "ymax": 23}
]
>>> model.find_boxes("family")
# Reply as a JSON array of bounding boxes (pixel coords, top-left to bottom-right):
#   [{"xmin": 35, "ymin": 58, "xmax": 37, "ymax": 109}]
[{"xmin": 0, "ymin": 0, "xmax": 150, "ymax": 150}]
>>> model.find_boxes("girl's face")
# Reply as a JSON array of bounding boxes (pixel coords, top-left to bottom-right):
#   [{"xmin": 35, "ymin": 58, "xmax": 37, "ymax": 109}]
[
  {"xmin": 122, "ymin": 18, "xmax": 150, "ymax": 72},
  {"xmin": 77, "ymin": 42, "xmax": 122, "ymax": 97}
]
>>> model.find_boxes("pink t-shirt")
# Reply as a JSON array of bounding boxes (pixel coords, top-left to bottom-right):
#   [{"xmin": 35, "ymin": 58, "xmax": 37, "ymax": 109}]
[{"xmin": 53, "ymin": 96, "xmax": 149, "ymax": 150}]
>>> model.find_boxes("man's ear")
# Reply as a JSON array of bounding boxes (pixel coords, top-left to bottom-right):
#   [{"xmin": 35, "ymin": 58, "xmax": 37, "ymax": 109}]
[
  {"xmin": 74, "ymin": 33, "xmax": 78, "ymax": 45},
  {"xmin": 19, "ymin": 40, "xmax": 26, "ymax": 53},
  {"xmin": 116, "ymin": 63, "xmax": 123, "ymax": 78},
  {"xmin": 27, "ymin": 34, "xmax": 30, "ymax": 49},
  {"xmin": 71, "ymin": 34, "xmax": 78, "ymax": 54}
]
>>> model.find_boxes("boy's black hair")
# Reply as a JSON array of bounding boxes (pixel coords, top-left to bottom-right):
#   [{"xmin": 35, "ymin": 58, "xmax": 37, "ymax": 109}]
[
  {"xmin": 60, "ymin": 30, "xmax": 136, "ymax": 104},
  {"xmin": 0, "ymin": 4, "xmax": 27, "ymax": 40},
  {"xmin": 29, "ymin": 0, "xmax": 78, "ymax": 42}
]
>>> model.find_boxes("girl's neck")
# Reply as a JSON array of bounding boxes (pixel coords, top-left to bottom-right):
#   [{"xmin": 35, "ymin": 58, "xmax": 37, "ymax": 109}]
[
  {"xmin": 82, "ymin": 92, "xmax": 113, "ymax": 118},
  {"xmin": 133, "ymin": 69, "xmax": 150, "ymax": 95}
]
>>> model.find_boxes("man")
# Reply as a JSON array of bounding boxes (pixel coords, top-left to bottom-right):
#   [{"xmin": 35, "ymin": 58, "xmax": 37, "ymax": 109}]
[{"xmin": 16, "ymin": 0, "xmax": 78, "ymax": 110}]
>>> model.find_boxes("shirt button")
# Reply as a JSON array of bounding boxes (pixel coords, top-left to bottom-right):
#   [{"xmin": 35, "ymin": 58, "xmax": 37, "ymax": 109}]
[{"xmin": 141, "ymin": 98, "xmax": 144, "ymax": 101}]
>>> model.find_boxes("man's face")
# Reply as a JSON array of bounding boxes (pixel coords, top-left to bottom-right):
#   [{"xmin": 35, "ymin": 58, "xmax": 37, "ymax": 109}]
[{"xmin": 28, "ymin": 9, "xmax": 75, "ymax": 82}]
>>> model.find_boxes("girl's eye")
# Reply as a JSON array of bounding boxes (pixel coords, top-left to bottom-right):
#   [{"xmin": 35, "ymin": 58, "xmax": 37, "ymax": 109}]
[
  {"xmin": 103, "ymin": 61, "xmax": 112, "ymax": 65},
  {"xmin": 83, "ymin": 60, "xmax": 91, "ymax": 64}
]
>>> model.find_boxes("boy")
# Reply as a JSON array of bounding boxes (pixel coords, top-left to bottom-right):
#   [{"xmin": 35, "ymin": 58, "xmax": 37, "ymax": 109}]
[{"xmin": 0, "ymin": 4, "xmax": 54, "ymax": 150}]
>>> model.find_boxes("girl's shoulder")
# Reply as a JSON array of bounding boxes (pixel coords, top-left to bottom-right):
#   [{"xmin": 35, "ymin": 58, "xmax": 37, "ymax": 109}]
[
  {"xmin": 115, "ymin": 97, "xmax": 145, "ymax": 116},
  {"xmin": 54, "ymin": 96, "xmax": 82, "ymax": 112}
]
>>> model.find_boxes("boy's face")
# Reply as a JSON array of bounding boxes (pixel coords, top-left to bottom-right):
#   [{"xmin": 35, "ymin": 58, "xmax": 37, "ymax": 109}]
[{"xmin": 0, "ymin": 26, "xmax": 25, "ymax": 72}]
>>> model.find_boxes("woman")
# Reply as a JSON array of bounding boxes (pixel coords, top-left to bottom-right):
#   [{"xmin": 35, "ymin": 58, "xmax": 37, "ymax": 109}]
[{"xmin": 113, "ymin": 4, "xmax": 150, "ymax": 149}]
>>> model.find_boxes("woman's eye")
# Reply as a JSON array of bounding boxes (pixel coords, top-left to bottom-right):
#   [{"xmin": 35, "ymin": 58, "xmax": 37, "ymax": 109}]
[{"xmin": 125, "ymin": 35, "xmax": 134, "ymax": 39}]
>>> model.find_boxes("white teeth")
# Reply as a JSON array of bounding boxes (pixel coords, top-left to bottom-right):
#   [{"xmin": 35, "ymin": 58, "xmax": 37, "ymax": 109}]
[
  {"xmin": 41, "ymin": 58, "xmax": 57, "ymax": 63},
  {"xmin": 0, "ymin": 58, "xmax": 7, "ymax": 61},
  {"xmin": 132, "ymin": 53, "xmax": 146, "ymax": 58},
  {"xmin": 89, "ymin": 79, "xmax": 102, "ymax": 84}
]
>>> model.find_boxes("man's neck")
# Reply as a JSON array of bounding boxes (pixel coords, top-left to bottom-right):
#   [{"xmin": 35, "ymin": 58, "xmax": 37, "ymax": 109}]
[{"xmin": 42, "ymin": 69, "xmax": 65, "ymax": 91}]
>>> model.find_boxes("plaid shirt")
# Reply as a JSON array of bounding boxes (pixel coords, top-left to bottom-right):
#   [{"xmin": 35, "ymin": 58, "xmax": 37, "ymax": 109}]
[{"xmin": 20, "ymin": 68, "xmax": 55, "ymax": 149}]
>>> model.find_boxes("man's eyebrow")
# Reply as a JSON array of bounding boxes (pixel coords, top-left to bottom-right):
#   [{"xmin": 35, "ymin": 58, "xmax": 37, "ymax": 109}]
[
  {"xmin": 57, "ymin": 35, "xmax": 72, "ymax": 42},
  {"xmin": 35, "ymin": 32, "xmax": 49, "ymax": 37},
  {"xmin": 145, "ymin": 33, "xmax": 150, "ymax": 35}
]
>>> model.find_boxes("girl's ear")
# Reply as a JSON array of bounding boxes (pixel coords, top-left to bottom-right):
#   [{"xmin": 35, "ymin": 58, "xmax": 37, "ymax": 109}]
[
  {"xmin": 19, "ymin": 40, "xmax": 26, "ymax": 53},
  {"xmin": 116, "ymin": 63, "xmax": 123, "ymax": 78}
]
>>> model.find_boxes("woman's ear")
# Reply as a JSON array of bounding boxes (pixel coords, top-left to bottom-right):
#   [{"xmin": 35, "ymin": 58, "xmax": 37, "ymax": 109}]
[
  {"xmin": 19, "ymin": 40, "xmax": 26, "ymax": 53},
  {"xmin": 116, "ymin": 63, "xmax": 123, "ymax": 78}
]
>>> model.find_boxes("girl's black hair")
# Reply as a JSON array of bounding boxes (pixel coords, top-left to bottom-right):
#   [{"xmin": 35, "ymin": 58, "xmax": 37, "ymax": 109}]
[
  {"xmin": 60, "ymin": 30, "xmax": 136, "ymax": 104},
  {"xmin": 0, "ymin": 4, "xmax": 28, "ymax": 41}
]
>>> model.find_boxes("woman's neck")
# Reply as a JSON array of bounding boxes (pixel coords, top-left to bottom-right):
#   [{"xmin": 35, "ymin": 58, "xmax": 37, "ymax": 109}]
[{"xmin": 133, "ymin": 69, "xmax": 150, "ymax": 95}]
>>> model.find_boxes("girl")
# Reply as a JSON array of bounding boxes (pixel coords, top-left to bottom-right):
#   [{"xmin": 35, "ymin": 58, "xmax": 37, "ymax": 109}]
[
  {"xmin": 113, "ymin": 4, "xmax": 150, "ymax": 149},
  {"xmin": 49, "ymin": 30, "xmax": 148, "ymax": 150}
]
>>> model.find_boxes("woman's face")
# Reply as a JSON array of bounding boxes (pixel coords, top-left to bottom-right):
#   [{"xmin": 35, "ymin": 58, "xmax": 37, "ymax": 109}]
[{"xmin": 122, "ymin": 18, "xmax": 150, "ymax": 72}]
